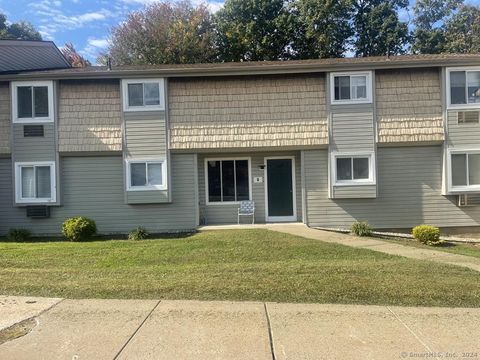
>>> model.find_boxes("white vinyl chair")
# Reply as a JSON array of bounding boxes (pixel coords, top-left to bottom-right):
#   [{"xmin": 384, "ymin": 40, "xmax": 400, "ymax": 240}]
[{"xmin": 238, "ymin": 201, "xmax": 255, "ymax": 224}]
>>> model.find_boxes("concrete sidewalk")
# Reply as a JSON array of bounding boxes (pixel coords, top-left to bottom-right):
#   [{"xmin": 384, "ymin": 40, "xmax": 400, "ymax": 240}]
[
  {"xmin": 1, "ymin": 296, "xmax": 479, "ymax": 359},
  {"xmin": 200, "ymin": 223, "xmax": 480, "ymax": 272}
]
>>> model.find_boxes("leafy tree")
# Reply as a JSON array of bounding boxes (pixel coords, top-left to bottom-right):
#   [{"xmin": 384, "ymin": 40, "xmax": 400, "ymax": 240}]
[
  {"xmin": 412, "ymin": 0, "xmax": 462, "ymax": 54},
  {"xmin": 0, "ymin": 13, "xmax": 42, "ymax": 41},
  {"xmin": 215, "ymin": 0, "xmax": 295, "ymax": 61},
  {"xmin": 105, "ymin": 0, "xmax": 215, "ymax": 65},
  {"xmin": 292, "ymin": 0, "xmax": 353, "ymax": 59},
  {"xmin": 61, "ymin": 43, "xmax": 91, "ymax": 68},
  {"xmin": 352, "ymin": 0, "xmax": 409, "ymax": 57},
  {"xmin": 444, "ymin": 5, "xmax": 480, "ymax": 54}
]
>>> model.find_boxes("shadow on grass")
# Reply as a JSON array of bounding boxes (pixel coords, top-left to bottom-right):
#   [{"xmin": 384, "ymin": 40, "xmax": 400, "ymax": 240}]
[{"xmin": 0, "ymin": 231, "xmax": 197, "ymax": 243}]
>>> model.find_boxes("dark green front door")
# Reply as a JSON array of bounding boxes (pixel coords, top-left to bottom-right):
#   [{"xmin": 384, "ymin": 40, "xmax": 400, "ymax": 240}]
[{"xmin": 266, "ymin": 158, "xmax": 294, "ymax": 219}]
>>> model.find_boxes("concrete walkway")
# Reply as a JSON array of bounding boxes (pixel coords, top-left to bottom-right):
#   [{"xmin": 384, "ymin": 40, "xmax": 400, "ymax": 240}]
[
  {"xmin": 199, "ymin": 223, "xmax": 480, "ymax": 272},
  {"xmin": 1, "ymin": 296, "xmax": 479, "ymax": 359}
]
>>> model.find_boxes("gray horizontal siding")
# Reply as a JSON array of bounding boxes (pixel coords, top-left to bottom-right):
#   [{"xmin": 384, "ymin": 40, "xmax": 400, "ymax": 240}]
[
  {"xmin": 330, "ymin": 111, "xmax": 375, "ymax": 152},
  {"xmin": 12, "ymin": 123, "xmax": 56, "ymax": 162},
  {"xmin": 304, "ymin": 146, "xmax": 480, "ymax": 229},
  {"xmin": 198, "ymin": 152, "xmax": 302, "ymax": 224},
  {"xmin": 333, "ymin": 185, "xmax": 376, "ymax": 199},
  {"xmin": 447, "ymin": 110, "xmax": 480, "ymax": 148},
  {"xmin": 126, "ymin": 189, "xmax": 169, "ymax": 204},
  {"xmin": 0, "ymin": 154, "xmax": 197, "ymax": 235},
  {"xmin": 124, "ymin": 111, "xmax": 166, "ymax": 159}
]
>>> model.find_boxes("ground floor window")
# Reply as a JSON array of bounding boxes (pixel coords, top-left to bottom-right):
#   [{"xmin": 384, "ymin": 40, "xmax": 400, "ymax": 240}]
[
  {"xmin": 332, "ymin": 153, "xmax": 375, "ymax": 185},
  {"xmin": 126, "ymin": 159, "xmax": 167, "ymax": 191},
  {"xmin": 15, "ymin": 162, "xmax": 56, "ymax": 203},
  {"xmin": 206, "ymin": 158, "xmax": 250, "ymax": 203},
  {"xmin": 450, "ymin": 151, "xmax": 480, "ymax": 190}
]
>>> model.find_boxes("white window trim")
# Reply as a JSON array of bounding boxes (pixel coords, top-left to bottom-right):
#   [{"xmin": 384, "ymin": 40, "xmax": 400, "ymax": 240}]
[
  {"xmin": 330, "ymin": 71, "xmax": 373, "ymax": 105},
  {"xmin": 204, "ymin": 157, "xmax": 252, "ymax": 206},
  {"xmin": 15, "ymin": 161, "xmax": 56, "ymax": 203},
  {"xmin": 122, "ymin": 79, "xmax": 165, "ymax": 112},
  {"xmin": 11, "ymin": 81, "xmax": 54, "ymax": 123},
  {"xmin": 446, "ymin": 67, "xmax": 480, "ymax": 109},
  {"xmin": 125, "ymin": 159, "xmax": 168, "ymax": 191},
  {"xmin": 331, "ymin": 152, "xmax": 376, "ymax": 186},
  {"xmin": 446, "ymin": 148, "xmax": 480, "ymax": 193}
]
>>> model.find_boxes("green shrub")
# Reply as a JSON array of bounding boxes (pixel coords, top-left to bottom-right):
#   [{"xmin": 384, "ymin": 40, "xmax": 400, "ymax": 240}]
[
  {"xmin": 412, "ymin": 225, "xmax": 442, "ymax": 245},
  {"xmin": 7, "ymin": 228, "xmax": 31, "ymax": 242},
  {"xmin": 128, "ymin": 227, "xmax": 149, "ymax": 241},
  {"xmin": 350, "ymin": 221, "xmax": 373, "ymax": 237},
  {"xmin": 62, "ymin": 217, "xmax": 96, "ymax": 242}
]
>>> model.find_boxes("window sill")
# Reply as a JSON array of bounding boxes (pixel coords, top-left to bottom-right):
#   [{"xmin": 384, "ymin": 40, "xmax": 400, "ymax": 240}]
[
  {"xmin": 206, "ymin": 201, "xmax": 249, "ymax": 206},
  {"xmin": 124, "ymin": 106, "xmax": 165, "ymax": 112},
  {"xmin": 13, "ymin": 117, "xmax": 53, "ymax": 124},
  {"xmin": 333, "ymin": 181, "xmax": 376, "ymax": 187},
  {"xmin": 16, "ymin": 198, "xmax": 56, "ymax": 204},
  {"xmin": 331, "ymin": 99, "xmax": 372, "ymax": 106},
  {"xmin": 127, "ymin": 186, "xmax": 167, "ymax": 192},
  {"xmin": 448, "ymin": 186, "xmax": 480, "ymax": 194},
  {"xmin": 448, "ymin": 104, "xmax": 480, "ymax": 110}
]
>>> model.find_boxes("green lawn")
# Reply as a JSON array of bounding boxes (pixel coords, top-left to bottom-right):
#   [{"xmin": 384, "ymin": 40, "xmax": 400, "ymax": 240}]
[
  {"xmin": 1, "ymin": 229, "xmax": 479, "ymax": 307},
  {"xmin": 385, "ymin": 237, "xmax": 480, "ymax": 259}
]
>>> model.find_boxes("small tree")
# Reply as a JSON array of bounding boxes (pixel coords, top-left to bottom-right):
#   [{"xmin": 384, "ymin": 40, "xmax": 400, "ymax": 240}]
[
  {"xmin": 105, "ymin": 0, "xmax": 216, "ymax": 65},
  {"xmin": 0, "ymin": 13, "xmax": 42, "ymax": 41},
  {"xmin": 61, "ymin": 43, "xmax": 91, "ymax": 68}
]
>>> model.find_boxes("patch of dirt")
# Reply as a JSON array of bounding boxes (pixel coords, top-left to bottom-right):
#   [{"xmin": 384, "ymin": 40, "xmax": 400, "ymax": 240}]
[{"xmin": 0, "ymin": 318, "xmax": 37, "ymax": 345}]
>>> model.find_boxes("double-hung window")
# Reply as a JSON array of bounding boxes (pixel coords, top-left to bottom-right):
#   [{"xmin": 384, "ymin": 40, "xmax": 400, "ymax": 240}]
[
  {"xmin": 206, "ymin": 158, "xmax": 251, "ymax": 204},
  {"xmin": 12, "ymin": 81, "xmax": 54, "ymax": 123},
  {"xmin": 447, "ymin": 68, "xmax": 480, "ymax": 108},
  {"xmin": 15, "ymin": 162, "xmax": 56, "ymax": 203},
  {"xmin": 449, "ymin": 150, "xmax": 480, "ymax": 191},
  {"xmin": 330, "ymin": 72, "xmax": 372, "ymax": 104},
  {"xmin": 332, "ymin": 153, "xmax": 375, "ymax": 185},
  {"xmin": 122, "ymin": 79, "xmax": 165, "ymax": 111},
  {"xmin": 126, "ymin": 160, "xmax": 167, "ymax": 191}
]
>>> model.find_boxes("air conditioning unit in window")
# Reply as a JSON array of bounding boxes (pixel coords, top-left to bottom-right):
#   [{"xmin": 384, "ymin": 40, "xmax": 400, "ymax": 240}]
[
  {"xmin": 26, "ymin": 206, "xmax": 50, "ymax": 219},
  {"xmin": 458, "ymin": 111, "xmax": 480, "ymax": 124},
  {"xmin": 457, "ymin": 194, "xmax": 480, "ymax": 207}
]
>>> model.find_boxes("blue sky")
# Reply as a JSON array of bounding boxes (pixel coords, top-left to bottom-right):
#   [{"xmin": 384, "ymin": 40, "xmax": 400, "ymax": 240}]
[
  {"xmin": 0, "ymin": 0, "xmax": 224, "ymax": 63},
  {"xmin": 0, "ymin": 0, "xmax": 478, "ymax": 64}
]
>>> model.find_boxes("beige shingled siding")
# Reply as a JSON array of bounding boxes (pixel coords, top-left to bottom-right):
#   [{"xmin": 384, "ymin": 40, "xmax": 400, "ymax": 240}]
[
  {"xmin": 168, "ymin": 75, "xmax": 328, "ymax": 149},
  {"xmin": 376, "ymin": 68, "xmax": 444, "ymax": 143},
  {"xmin": 0, "ymin": 82, "xmax": 10, "ymax": 154},
  {"xmin": 58, "ymin": 80, "xmax": 122, "ymax": 152}
]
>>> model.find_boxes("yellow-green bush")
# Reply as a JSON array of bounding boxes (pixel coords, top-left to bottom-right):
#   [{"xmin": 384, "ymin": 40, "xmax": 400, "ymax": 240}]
[
  {"xmin": 62, "ymin": 217, "xmax": 96, "ymax": 242},
  {"xmin": 350, "ymin": 221, "xmax": 373, "ymax": 237},
  {"xmin": 128, "ymin": 227, "xmax": 149, "ymax": 241},
  {"xmin": 412, "ymin": 225, "xmax": 442, "ymax": 246}
]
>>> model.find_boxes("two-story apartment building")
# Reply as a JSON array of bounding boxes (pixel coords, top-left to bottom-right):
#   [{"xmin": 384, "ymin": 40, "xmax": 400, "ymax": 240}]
[{"xmin": 1, "ymin": 53, "xmax": 480, "ymax": 235}]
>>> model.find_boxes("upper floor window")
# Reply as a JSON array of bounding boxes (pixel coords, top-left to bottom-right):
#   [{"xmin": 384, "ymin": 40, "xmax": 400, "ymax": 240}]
[
  {"xmin": 205, "ymin": 158, "xmax": 251, "ymax": 204},
  {"xmin": 126, "ymin": 159, "xmax": 167, "ymax": 191},
  {"xmin": 122, "ymin": 79, "xmax": 165, "ymax": 111},
  {"xmin": 12, "ymin": 81, "xmax": 54, "ymax": 123},
  {"xmin": 447, "ymin": 68, "xmax": 480, "ymax": 108},
  {"xmin": 330, "ymin": 71, "xmax": 373, "ymax": 104},
  {"xmin": 332, "ymin": 153, "xmax": 375, "ymax": 186},
  {"xmin": 14, "ymin": 162, "xmax": 56, "ymax": 203}
]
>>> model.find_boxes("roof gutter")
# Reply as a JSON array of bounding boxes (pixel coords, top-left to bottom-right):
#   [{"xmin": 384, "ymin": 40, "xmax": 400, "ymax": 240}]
[{"xmin": 0, "ymin": 58, "xmax": 479, "ymax": 81}]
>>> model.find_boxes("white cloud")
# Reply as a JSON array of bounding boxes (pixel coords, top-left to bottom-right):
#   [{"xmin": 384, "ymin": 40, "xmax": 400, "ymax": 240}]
[
  {"xmin": 29, "ymin": 1, "xmax": 114, "ymax": 36},
  {"xmin": 79, "ymin": 37, "xmax": 110, "ymax": 63},
  {"xmin": 88, "ymin": 38, "xmax": 109, "ymax": 48}
]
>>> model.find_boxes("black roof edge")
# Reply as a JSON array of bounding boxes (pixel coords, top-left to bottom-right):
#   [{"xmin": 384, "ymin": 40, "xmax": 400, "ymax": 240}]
[{"xmin": 0, "ymin": 39, "xmax": 71, "ymax": 69}]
